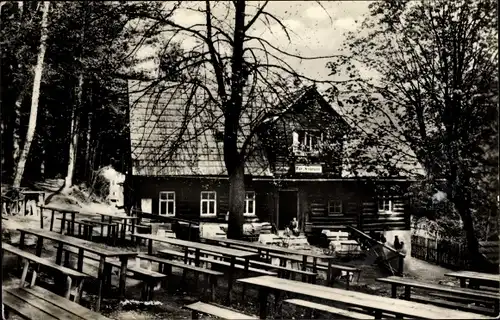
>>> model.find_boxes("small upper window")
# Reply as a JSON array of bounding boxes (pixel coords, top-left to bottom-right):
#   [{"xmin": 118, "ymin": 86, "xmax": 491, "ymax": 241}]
[
  {"xmin": 295, "ymin": 130, "xmax": 323, "ymax": 152},
  {"xmin": 159, "ymin": 191, "xmax": 175, "ymax": 216},
  {"xmin": 328, "ymin": 200, "xmax": 343, "ymax": 215},
  {"xmin": 201, "ymin": 191, "xmax": 217, "ymax": 216},
  {"xmin": 244, "ymin": 191, "xmax": 256, "ymax": 216}
]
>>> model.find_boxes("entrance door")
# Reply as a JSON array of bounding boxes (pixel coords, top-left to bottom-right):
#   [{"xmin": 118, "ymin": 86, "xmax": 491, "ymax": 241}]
[{"xmin": 278, "ymin": 191, "xmax": 298, "ymax": 229}]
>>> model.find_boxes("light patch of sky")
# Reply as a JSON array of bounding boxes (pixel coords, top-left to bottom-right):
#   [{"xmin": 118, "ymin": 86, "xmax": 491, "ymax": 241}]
[{"xmin": 131, "ymin": 1, "xmax": 372, "ymax": 84}]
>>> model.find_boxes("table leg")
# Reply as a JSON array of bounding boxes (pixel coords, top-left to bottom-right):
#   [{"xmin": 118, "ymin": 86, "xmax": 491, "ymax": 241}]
[
  {"xmin": 77, "ymin": 248, "xmax": 84, "ymax": 272},
  {"xmin": 301, "ymin": 256, "xmax": 307, "ymax": 282},
  {"xmin": 148, "ymin": 239, "xmax": 153, "ymax": 255},
  {"xmin": 194, "ymin": 249, "xmax": 200, "ymax": 267},
  {"xmin": 404, "ymin": 285, "xmax": 411, "ymax": 300},
  {"xmin": 35, "ymin": 238, "xmax": 43, "ymax": 257},
  {"xmin": 131, "ymin": 219, "xmax": 136, "ymax": 242},
  {"xmin": 135, "ymin": 241, "xmax": 141, "ymax": 267},
  {"xmin": 64, "ymin": 276, "xmax": 72, "ymax": 299},
  {"xmin": 96, "ymin": 256, "xmax": 106, "ymax": 312},
  {"xmin": 391, "ymin": 284, "xmax": 397, "ymax": 298},
  {"xmin": 71, "ymin": 213, "xmax": 75, "ymax": 236},
  {"xmin": 327, "ymin": 259, "xmax": 333, "ymax": 286},
  {"xmin": 122, "ymin": 219, "xmax": 128, "ymax": 240},
  {"xmin": 194, "ymin": 248, "xmax": 201, "ymax": 286},
  {"xmin": 226, "ymin": 257, "xmax": 236, "ymax": 305},
  {"xmin": 241, "ymin": 258, "xmax": 250, "ymax": 300},
  {"xmin": 60, "ymin": 213, "xmax": 66, "ymax": 234},
  {"xmin": 49, "ymin": 210, "xmax": 55, "ymax": 231},
  {"xmin": 39, "ymin": 206, "xmax": 44, "ymax": 228},
  {"xmin": 459, "ymin": 278, "xmax": 466, "ymax": 288},
  {"xmin": 55, "ymin": 242, "xmax": 64, "ymax": 265},
  {"xmin": 119, "ymin": 256, "xmax": 128, "ymax": 298},
  {"xmin": 18, "ymin": 231, "xmax": 26, "ymax": 270},
  {"xmin": 258, "ymin": 288, "xmax": 270, "ymax": 319}
]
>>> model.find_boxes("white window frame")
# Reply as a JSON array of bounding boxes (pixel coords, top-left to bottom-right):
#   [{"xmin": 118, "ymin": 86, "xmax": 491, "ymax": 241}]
[
  {"xmin": 378, "ymin": 197, "xmax": 393, "ymax": 212},
  {"xmin": 328, "ymin": 200, "xmax": 343, "ymax": 215},
  {"xmin": 200, "ymin": 191, "xmax": 217, "ymax": 217},
  {"xmin": 159, "ymin": 191, "xmax": 175, "ymax": 216},
  {"xmin": 244, "ymin": 191, "xmax": 256, "ymax": 216}
]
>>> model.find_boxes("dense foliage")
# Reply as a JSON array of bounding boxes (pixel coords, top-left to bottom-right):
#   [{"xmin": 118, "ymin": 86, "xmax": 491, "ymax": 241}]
[{"xmin": 329, "ymin": 0, "xmax": 498, "ymax": 266}]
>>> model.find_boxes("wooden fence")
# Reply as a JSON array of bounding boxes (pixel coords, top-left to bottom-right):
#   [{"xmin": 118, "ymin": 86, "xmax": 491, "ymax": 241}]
[{"xmin": 411, "ymin": 235, "xmax": 469, "ymax": 269}]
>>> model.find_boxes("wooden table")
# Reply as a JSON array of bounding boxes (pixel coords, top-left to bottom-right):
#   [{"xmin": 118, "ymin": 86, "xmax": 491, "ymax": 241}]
[
  {"xmin": 39, "ymin": 205, "xmax": 89, "ymax": 235},
  {"xmin": 18, "ymin": 228, "xmax": 137, "ymax": 312},
  {"xmin": 95, "ymin": 212, "xmax": 138, "ymax": 240},
  {"xmin": 133, "ymin": 233, "xmax": 258, "ymax": 304},
  {"xmin": 206, "ymin": 237, "xmax": 337, "ymax": 283},
  {"xmin": 237, "ymin": 275, "xmax": 490, "ymax": 319},
  {"xmin": 445, "ymin": 271, "xmax": 500, "ymax": 288}
]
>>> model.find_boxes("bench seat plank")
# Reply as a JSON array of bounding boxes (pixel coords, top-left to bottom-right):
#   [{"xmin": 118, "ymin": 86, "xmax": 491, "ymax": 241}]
[
  {"xmin": 284, "ymin": 299, "xmax": 372, "ymax": 319},
  {"xmin": 3, "ymin": 243, "xmax": 87, "ymax": 279},
  {"xmin": 377, "ymin": 276, "xmax": 500, "ymax": 300},
  {"xmin": 184, "ymin": 301, "xmax": 258, "ymax": 319},
  {"xmin": 5, "ymin": 287, "xmax": 84, "ymax": 320},
  {"xmin": 411, "ymin": 294, "xmax": 494, "ymax": 315},
  {"xmin": 22, "ymin": 286, "xmax": 111, "ymax": 320},
  {"xmin": 3, "ymin": 290, "xmax": 60, "ymax": 320},
  {"xmin": 429, "ymin": 292, "xmax": 497, "ymax": 306}
]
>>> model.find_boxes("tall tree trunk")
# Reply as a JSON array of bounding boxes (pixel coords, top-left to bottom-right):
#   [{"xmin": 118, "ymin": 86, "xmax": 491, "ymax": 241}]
[
  {"xmin": 64, "ymin": 74, "xmax": 83, "ymax": 190},
  {"xmin": 224, "ymin": 0, "xmax": 246, "ymax": 239},
  {"xmin": 455, "ymin": 197, "xmax": 485, "ymax": 271},
  {"xmin": 227, "ymin": 164, "xmax": 245, "ymax": 239},
  {"xmin": 12, "ymin": 1, "xmax": 50, "ymax": 188},
  {"xmin": 12, "ymin": 89, "xmax": 25, "ymax": 170}
]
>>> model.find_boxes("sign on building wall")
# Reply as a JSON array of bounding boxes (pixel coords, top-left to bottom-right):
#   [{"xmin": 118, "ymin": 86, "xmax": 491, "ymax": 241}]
[{"xmin": 295, "ymin": 164, "xmax": 323, "ymax": 174}]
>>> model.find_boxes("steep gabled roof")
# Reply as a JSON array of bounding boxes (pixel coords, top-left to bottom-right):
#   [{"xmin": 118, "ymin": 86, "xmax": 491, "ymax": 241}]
[{"xmin": 127, "ymin": 80, "xmax": 272, "ymax": 177}]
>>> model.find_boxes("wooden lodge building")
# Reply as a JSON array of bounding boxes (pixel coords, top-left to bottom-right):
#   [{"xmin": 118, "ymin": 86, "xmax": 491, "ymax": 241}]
[{"xmin": 126, "ymin": 80, "xmax": 419, "ymax": 240}]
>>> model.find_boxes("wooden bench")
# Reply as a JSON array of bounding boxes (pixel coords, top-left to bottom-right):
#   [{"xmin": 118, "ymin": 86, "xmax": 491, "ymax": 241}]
[
  {"xmin": 56, "ymin": 217, "xmax": 94, "ymax": 240},
  {"xmin": 183, "ymin": 301, "xmax": 258, "ymax": 320},
  {"xmin": 80, "ymin": 219, "xmax": 118, "ymax": 245},
  {"xmin": 283, "ymin": 299, "xmax": 373, "ymax": 319},
  {"xmin": 2, "ymin": 243, "xmax": 88, "ymax": 302},
  {"xmin": 137, "ymin": 253, "xmax": 224, "ymax": 301},
  {"xmin": 3, "ymin": 286, "xmax": 111, "ymax": 320},
  {"xmin": 377, "ymin": 276, "xmax": 500, "ymax": 315},
  {"xmin": 61, "ymin": 246, "xmax": 165, "ymax": 300}
]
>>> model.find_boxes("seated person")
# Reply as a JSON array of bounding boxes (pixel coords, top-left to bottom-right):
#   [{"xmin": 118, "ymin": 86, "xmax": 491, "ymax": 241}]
[
  {"xmin": 289, "ymin": 218, "xmax": 300, "ymax": 236},
  {"xmin": 283, "ymin": 227, "xmax": 292, "ymax": 237}
]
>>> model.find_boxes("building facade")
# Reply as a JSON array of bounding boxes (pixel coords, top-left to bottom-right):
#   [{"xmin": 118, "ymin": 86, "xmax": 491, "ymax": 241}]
[{"xmin": 126, "ymin": 80, "xmax": 415, "ymax": 240}]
